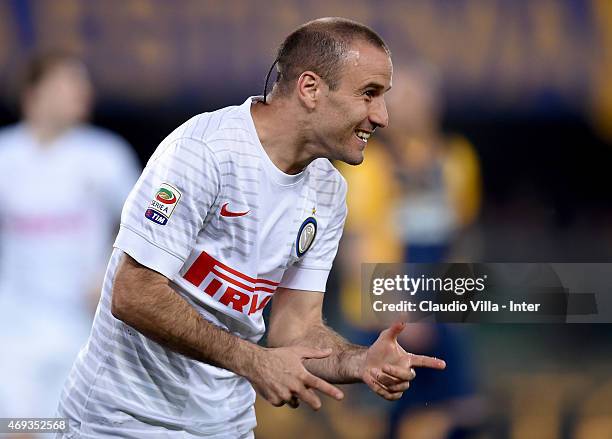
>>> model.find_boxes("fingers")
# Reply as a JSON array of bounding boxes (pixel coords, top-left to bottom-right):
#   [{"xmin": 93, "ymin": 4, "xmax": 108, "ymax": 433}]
[
  {"xmin": 277, "ymin": 387, "xmax": 332, "ymax": 411},
  {"xmin": 270, "ymin": 393, "xmax": 289, "ymax": 407},
  {"xmin": 386, "ymin": 380, "xmax": 411, "ymax": 393},
  {"xmin": 268, "ymin": 392, "xmax": 305, "ymax": 409},
  {"xmin": 283, "ymin": 375, "xmax": 343, "ymax": 411},
  {"xmin": 293, "ymin": 386, "xmax": 321, "ymax": 410},
  {"xmin": 273, "ymin": 370, "xmax": 343, "ymax": 411},
  {"xmin": 363, "ymin": 370, "xmax": 404, "ymax": 401},
  {"xmin": 383, "ymin": 321, "xmax": 406, "ymax": 341},
  {"xmin": 261, "ymin": 346, "xmax": 343, "ymax": 411},
  {"xmin": 303, "ymin": 373, "xmax": 344, "ymax": 402},
  {"xmin": 370, "ymin": 368, "xmax": 401, "ymax": 388},
  {"xmin": 287, "ymin": 395, "xmax": 300, "ymax": 409},
  {"xmin": 382, "ymin": 364, "xmax": 417, "ymax": 382},
  {"xmin": 408, "ymin": 354, "xmax": 446, "ymax": 370},
  {"xmin": 370, "ymin": 367, "xmax": 412, "ymax": 392}
]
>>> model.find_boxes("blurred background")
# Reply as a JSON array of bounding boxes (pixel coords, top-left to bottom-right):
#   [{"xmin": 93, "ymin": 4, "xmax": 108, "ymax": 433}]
[{"xmin": 1, "ymin": 0, "xmax": 612, "ymax": 438}]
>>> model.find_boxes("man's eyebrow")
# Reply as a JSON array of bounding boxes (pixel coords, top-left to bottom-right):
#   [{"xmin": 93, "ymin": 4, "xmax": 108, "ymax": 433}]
[{"xmin": 361, "ymin": 83, "xmax": 392, "ymax": 92}]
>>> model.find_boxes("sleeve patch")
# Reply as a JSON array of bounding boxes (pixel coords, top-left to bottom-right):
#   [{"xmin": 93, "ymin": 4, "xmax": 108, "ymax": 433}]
[{"xmin": 145, "ymin": 182, "xmax": 182, "ymax": 225}]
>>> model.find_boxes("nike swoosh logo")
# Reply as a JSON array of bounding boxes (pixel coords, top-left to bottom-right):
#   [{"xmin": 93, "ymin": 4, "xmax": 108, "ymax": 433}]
[{"xmin": 220, "ymin": 202, "xmax": 250, "ymax": 217}]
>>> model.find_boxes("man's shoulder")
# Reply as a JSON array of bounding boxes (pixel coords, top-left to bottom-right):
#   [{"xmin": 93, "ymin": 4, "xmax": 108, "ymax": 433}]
[
  {"xmin": 173, "ymin": 102, "xmax": 251, "ymax": 144},
  {"xmin": 309, "ymin": 159, "xmax": 346, "ymax": 184},
  {"xmin": 307, "ymin": 158, "xmax": 347, "ymax": 198},
  {"xmin": 161, "ymin": 101, "xmax": 258, "ymax": 161}
]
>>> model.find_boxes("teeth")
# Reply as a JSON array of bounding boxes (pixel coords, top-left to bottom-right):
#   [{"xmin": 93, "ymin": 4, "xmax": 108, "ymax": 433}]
[{"xmin": 355, "ymin": 130, "xmax": 371, "ymax": 141}]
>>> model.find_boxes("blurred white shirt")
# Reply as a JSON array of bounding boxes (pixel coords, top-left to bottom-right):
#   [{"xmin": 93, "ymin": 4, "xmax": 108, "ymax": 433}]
[{"xmin": 0, "ymin": 123, "xmax": 140, "ymax": 417}]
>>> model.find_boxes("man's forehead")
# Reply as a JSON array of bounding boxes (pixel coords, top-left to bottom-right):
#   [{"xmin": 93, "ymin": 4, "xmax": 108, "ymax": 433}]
[
  {"xmin": 345, "ymin": 42, "xmax": 390, "ymax": 66},
  {"xmin": 342, "ymin": 42, "xmax": 392, "ymax": 86}
]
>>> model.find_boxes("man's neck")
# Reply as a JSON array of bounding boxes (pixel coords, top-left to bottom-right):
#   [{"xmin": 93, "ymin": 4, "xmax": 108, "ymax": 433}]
[{"xmin": 250, "ymin": 97, "xmax": 319, "ymax": 175}]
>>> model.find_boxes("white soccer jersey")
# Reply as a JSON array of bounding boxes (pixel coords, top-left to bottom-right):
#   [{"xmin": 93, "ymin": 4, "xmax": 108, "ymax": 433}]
[{"xmin": 58, "ymin": 97, "xmax": 347, "ymax": 437}]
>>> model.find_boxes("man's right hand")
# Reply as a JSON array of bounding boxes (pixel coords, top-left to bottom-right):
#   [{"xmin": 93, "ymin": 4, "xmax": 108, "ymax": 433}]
[{"xmin": 245, "ymin": 346, "xmax": 344, "ymax": 410}]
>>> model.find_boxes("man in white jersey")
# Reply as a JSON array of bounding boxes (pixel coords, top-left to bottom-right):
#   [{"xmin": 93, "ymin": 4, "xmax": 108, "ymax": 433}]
[
  {"xmin": 0, "ymin": 53, "xmax": 140, "ymax": 421},
  {"xmin": 58, "ymin": 18, "xmax": 446, "ymax": 438}
]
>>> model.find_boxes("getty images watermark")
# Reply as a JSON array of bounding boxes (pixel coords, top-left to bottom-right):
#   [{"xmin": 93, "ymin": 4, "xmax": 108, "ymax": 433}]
[{"xmin": 362, "ymin": 263, "xmax": 607, "ymax": 323}]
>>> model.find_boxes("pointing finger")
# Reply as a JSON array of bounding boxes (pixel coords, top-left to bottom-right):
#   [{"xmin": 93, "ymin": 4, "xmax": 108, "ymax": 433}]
[{"xmin": 409, "ymin": 354, "xmax": 446, "ymax": 370}]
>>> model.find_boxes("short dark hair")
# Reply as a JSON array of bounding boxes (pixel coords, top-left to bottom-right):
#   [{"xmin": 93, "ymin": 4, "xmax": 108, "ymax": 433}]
[{"xmin": 273, "ymin": 17, "xmax": 390, "ymax": 95}]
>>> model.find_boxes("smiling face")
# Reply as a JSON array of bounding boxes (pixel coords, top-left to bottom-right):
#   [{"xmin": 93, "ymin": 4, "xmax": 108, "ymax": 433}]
[{"xmin": 312, "ymin": 41, "xmax": 392, "ymax": 165}]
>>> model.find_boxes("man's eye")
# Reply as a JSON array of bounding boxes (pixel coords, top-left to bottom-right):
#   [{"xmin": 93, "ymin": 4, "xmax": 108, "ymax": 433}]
[{"xmin": 364, "ymin": 90, "xmax": 375, "ymax": 98}]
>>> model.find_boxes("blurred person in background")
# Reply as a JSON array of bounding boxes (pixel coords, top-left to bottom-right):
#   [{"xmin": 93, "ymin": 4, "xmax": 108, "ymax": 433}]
[
  {"xmin": 335, "ymin": 63, "xmax": 484, "ymax": 439},
  {"xmin": 0, "ymin": 52, "xmax": 140, "ymax": 422},
  {"xmin": 384, "ymin": 65, "xmax": 483, "ymax": 439},
  {"xmin": 386, "ymin": 64, "xmax": 480, "ymax": 263}
]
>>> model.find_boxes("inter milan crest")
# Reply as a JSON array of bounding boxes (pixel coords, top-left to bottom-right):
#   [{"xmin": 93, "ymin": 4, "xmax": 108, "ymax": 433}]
[{"xmin": 296, "ymin": 217, "xmax": 317, "ymax": 257}]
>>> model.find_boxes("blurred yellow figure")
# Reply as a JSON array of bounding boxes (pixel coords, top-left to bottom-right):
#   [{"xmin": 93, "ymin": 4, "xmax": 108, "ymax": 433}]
[
  {"xmin": 336, "ymin": 63, "xmax": 484, "ymax": 439},
  {"xmin": 337, "ymin": 140, "xmax": 402, "ymax": 263},
  {"xmin": 337, "ymin": 64, "xmax": 481, "ymax": 326},
  {"xmin": 336, "ymin": 139, "xmax": 403, "ymax": 327},
  {"xmin": 385, "ymin": 65, "xmax": 481, "ymax": 262}
]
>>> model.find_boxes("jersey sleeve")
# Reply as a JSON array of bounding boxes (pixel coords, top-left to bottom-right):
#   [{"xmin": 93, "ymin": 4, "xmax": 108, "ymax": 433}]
[
  {"xmin": 280, "ymin": 175, "xmax": 348, "ymax": 292},
  {"xmin": 114, "ymin": 137, "xmax": 220, "ymax": 279}
]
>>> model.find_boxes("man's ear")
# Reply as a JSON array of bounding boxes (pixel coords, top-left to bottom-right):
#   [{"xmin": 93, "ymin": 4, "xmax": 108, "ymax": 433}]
[{"xmin": 296, "ymin": 71, "xmax": 324, "ymax": 110}]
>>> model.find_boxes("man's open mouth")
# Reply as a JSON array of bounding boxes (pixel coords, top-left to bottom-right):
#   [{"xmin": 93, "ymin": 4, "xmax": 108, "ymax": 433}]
[{"xmin": 354, "ymin": 129, "xmax": 371, "ymax": 142}]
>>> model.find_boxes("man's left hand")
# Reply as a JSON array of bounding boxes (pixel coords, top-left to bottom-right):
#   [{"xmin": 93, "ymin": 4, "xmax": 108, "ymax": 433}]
[{"xmin": 361, "ymin": 322, "xmax": 446, "ymax": 400}]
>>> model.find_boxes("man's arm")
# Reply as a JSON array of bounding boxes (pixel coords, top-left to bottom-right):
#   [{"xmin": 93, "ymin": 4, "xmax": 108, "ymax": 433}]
[
  {"xmin": 267, "ymin": 287, "xmax": 446, "ymax": 400},
  {"xmin": 111, "ymin": 254, "xmax": 344, "ymax": 409},
  {"xmin": 112, "ymin": 253, "xmax": 256, "ymax": 369},
  {"xmin": 267, "ymin": 287, "xmax": 365, "ymax": 382}
]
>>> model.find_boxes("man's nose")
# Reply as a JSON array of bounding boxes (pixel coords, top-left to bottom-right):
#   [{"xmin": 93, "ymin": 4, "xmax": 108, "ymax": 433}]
[{"xmin": 369, "ymin": 98, "xmax": 389, "ymax": 129}]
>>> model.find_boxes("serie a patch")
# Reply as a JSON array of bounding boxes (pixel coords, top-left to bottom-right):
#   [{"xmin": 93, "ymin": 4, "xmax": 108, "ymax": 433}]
[{"xmin": 145, "ymin": 183, "xmax": 182, "ymax": 225}]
